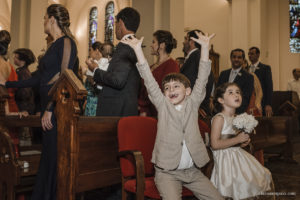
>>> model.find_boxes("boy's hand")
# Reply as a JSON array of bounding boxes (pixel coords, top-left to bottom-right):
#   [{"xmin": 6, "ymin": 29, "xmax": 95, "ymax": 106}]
[
  {"xmin": 122, "ymin": 36, "xmax": 144, "ymax": 51},
  {"xmin": 191, "ymin": 32, "xmax": 215, "ymax": 49}
]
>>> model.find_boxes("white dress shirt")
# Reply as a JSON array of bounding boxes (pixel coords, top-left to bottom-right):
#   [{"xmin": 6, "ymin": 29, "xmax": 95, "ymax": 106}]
[
  {"xmin": 175, "ymin": 104, "xmax": 194, "ymax": 169},
  {"xmin": 287, "ymin": 79, "xmax": 300, "ymax": 99},
  {"xmin": 249, "ymin": 61, "xmax": 259, "ymax": 73},
  {"xmin": 229, "ymin": 67, "xmax": 242, "ymax": 83}
]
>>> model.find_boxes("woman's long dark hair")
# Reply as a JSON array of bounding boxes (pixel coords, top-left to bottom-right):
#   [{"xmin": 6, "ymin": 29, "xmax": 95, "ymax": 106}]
[{"xmin": 153, "ymin": 30, "xmax": 177, "ymax": 54}]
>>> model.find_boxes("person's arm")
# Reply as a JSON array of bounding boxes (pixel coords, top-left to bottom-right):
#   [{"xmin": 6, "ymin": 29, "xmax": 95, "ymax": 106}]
[
  {"xmin": 287, "ymin": 81, "xmax": 292, "ymax": 91},
  {"xmin": 237, "ymin": 74, "xmax": 254, "ymax": 114},
  {"xmin": 92, "ymin": 44, "xmax": 136, "ymax": 90},
  {"xmin": 264, "ymin": 65, "xmax": 273, "ymax": 117},
  {"xmin": 189, "ymin": 32, "xmax": 215, "ymax": 107},
  {"xmin": 210, "ymin": 115, "xmax": 250, "ymax": 150},
  {"xmin": 122, "ymin": 37, "xmax": 164, "ymax": 107},
  {"xmin": 6, "ymin": 70, "xmax": 41, "ymax": 88}
]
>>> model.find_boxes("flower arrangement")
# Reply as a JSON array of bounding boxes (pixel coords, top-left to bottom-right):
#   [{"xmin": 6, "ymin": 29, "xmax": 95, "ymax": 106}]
[{"xmin": 232, "ymin": 113, "xmax": 258, "ymax": 134}]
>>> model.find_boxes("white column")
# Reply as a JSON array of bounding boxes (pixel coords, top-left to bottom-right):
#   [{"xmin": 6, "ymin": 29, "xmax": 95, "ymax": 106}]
[
  {"xmin": 169, "ymin": 0, "xmax": 184, "ymax": 59},
  {"xmin": 0, "ymin": 0, "xmax": 11, "ymax": 31},
  {"xmin": 231, "ymin": 0, "xmax": 249, "ymax": 51}
]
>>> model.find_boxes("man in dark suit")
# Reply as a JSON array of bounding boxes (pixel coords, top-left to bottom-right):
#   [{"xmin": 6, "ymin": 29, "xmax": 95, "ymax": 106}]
[
  {"xmin": 217, "ymin": 49, "xmax": 254, "ymax": 114},
  {"xmin": 181, "ymin": 29, "xmax": 215, "ymax": 117},
  {"xmin": 88, "ymin": 7, "xmax": 140, "ymax": 116},
  {"xmin": 248, "ymin": 46, "xmax": 273, "ymax": 117}
]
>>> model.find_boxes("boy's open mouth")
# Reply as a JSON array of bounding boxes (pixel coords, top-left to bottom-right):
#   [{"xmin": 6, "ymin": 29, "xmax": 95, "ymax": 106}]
[{"xmin": 170, "ymin": 94, "xmax": 178, "ymax": 99}]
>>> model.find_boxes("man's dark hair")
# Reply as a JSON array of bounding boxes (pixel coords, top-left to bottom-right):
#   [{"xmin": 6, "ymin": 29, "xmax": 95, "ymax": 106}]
[
  {"xmin": 162, "ymin": 73, "xmax": 191, "ymax": 89},
  {"xmin": 116, "ymin": 7, "xmax": 140, "ymax": 33},
  {"xmin": 230, "ymin": 48, "xmax": 245, "ymax": 59},
  {"xmin": 91, "ymin": 41, "xmax": 102, "ymax": 51},
  {"xmin": 13, "ymin": 48, "xmax": 36, "ymax": 67},
  {"xmin": 249, "ymin": 46, "xmax": 260, "ymax": 55},
  {"xmin": 187, "ymin": 29, "xmax": 203, "ymax": 49}
]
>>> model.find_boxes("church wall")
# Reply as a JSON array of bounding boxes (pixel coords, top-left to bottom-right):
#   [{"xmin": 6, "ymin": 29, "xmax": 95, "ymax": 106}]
[{"xmin": 184, "ymin": 0, "xmax": 231, "ymax": 74}]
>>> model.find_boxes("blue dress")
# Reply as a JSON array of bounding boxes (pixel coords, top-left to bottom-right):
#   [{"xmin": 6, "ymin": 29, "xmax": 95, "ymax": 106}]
[{"xmin": 6, "ymin": 36, "xmax": 77, "ymax": 200}]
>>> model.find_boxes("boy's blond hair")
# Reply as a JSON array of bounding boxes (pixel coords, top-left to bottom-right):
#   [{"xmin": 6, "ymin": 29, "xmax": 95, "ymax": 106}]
[{"xmin": 162, "ymin": 73, "xmax": 191, "ymax": 90}]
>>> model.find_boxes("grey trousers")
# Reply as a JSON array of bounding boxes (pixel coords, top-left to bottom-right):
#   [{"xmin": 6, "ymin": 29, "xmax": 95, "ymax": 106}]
[{"xmin": 154, "ymin": 166, "xmax": 224, "ymax": 200}]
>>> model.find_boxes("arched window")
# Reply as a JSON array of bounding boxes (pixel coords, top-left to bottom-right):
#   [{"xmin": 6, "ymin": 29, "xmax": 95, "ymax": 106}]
[
  {"xmin": 105, "ymin": 2, "xmax": 114, "ymax": 43},
  {"xmin": 89, "ymin": 7, "xmax": 98, "ymax": 50}
]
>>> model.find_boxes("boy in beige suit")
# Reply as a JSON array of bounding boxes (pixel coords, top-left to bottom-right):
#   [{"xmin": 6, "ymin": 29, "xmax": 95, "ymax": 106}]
[{"xmin": 122, "ymin": 32, "xmax": 223, "ymax": 200}]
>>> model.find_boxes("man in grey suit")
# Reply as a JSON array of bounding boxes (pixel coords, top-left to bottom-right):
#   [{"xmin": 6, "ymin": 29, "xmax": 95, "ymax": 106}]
[
  {"xmin": 88, "ymin": 7, "xmax": 140, "ymax": 117},
  {"xmin": 181, "ymin": 29, "xmax": 215, "ymax": 117},
  {"xmin": 248, "ymin": 47, "xmax": 273, "ymax": 117}
]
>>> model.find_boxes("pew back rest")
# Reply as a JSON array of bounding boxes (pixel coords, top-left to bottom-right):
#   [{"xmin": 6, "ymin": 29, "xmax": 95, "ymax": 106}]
[{"xmin": 251, "ymin": 116, "xmax": 292, "ymax": 151}]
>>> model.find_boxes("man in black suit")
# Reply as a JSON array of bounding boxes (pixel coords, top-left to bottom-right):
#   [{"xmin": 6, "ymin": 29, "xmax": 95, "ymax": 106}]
[
  {"xmin": 248, "ymin": 46, "xmax": 273, "ymax": 117},
  {"xmin": 181, "ymin": 29, "xmax": 215, "ymax": 117},
  {"xmin": 88, "ymin": 7, "xmax": 140, "ymax": 116},
  {"xmin": 217, "ymin": 49, "xmax": 254, "ymax": 114}
]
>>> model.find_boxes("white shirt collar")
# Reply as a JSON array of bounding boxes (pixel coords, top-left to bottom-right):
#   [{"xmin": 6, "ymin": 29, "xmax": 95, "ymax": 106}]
[
  {"xmin": 175, "ymin": 104, "xmax": 183, "ymax": 111},
  {"xmin": 252, "ymin": 61, "xmax": 259, "ymax": 68},
  {"xmin": 121, "ymin": 33, "xmax": 135, "ymax": 41},
  {"xmin": 231, "ymin": 67, "xmax": 242, "ymax": 73},
  {"xmin": 185, "ymin": 48, "xmax": 198, "ymax": 61}
]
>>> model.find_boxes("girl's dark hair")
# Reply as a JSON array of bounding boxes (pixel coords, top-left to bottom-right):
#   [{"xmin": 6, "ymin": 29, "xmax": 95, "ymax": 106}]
[
  {"xmin": 13, "ymin": 48, "xmax": 36, "ymax": 67},
  {"xmin": 0, "ymin": 30, "xmax": 11, "ymax": 56},
  {"xmin": 47, "ymin": 4, "xmax": 75, "ymax": 41},
  {"xmin": 153, "ymin": 30, "xmax": 177, "ymax": 54},
  {"xmin": 213, "ymin": 82, "xmax": 241, "ymax": 113},
  {"xmin": 91, "ymin": 41, "xmax": 102, "ymax": 51}
]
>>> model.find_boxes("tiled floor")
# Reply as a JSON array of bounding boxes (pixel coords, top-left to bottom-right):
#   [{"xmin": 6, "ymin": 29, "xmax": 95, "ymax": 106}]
[{"xmin": 79, "ymin": 153, "xmax": 300, "ymax": 200}]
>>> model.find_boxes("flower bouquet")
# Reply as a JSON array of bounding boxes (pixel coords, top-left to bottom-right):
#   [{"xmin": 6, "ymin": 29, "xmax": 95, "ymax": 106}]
[{"xmin": 232, "ymin": 113, "xmax": 258, "ymax": 134}]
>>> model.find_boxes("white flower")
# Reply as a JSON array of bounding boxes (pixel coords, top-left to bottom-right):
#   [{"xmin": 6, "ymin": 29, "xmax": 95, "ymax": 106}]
[{"xmin": 232, "ymin": 113, "xmax": 258, "ymax": 134}]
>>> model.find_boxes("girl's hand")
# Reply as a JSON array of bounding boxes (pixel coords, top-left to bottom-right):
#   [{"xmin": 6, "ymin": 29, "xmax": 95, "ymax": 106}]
[
  {"xmin": 122, "ymin": 36, "xmax": 144, "ymax": 51},
  {"xmin": 240, "ymin": 138, "xmax": 251, "ymax": 147},
  {"xmin": 191, "ymin": 32, "xmax": 215, "ymax": 49},
  {"xmin": 236, "ymin": 132, "xmax": 250, "ymax": 143}
]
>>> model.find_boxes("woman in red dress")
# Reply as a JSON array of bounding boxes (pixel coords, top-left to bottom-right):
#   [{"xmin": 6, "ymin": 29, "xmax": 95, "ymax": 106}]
[{"xmin": 138, "ymin": 30, "xmax": 180, "ymax": 116}]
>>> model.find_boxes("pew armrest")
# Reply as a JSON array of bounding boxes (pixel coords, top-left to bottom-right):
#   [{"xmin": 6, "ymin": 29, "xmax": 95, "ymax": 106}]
[{"xmin": 118, "ymin": 150, "xmax": 145, "ymax": 196}]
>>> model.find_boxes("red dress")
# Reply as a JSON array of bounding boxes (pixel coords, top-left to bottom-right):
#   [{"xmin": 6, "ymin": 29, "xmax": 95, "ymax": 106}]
[
  {"xmin": 7, "ymin": 64, "xmax": 20, "ymax": 157},
  {"xmin": 138, "ymin": 58, "xmax": 180, "ymax": 116},
  {"xmin": 7, "ymin": 64, "xmax": 19, "ymax": 112}
]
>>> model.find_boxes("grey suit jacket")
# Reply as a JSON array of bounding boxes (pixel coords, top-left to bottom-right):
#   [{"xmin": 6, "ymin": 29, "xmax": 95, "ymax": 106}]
[{"xmin": 137, "ymin": 60, "xmax": 211, "ymax": 170}]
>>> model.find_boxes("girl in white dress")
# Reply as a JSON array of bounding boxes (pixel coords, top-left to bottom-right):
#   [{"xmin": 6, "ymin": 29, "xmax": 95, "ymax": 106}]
[{"xmin": 210, "ymin": 82, "xmax": 273, "ymax": 200}]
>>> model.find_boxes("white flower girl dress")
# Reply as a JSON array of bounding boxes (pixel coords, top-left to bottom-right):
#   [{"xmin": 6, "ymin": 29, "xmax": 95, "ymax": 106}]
[{"xmin": 210, "ymin": 113, "xmax": 273, "ymax": 200}]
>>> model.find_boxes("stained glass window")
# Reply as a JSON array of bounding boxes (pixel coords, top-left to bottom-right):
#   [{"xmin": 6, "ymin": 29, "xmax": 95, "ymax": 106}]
[
  {"xmin": 89, "ymin": 7, "xmax": 98, "ymax": 50},
  {"xmin": 105, "ymin": 2, "xmax": 114, "ymax": 43}
]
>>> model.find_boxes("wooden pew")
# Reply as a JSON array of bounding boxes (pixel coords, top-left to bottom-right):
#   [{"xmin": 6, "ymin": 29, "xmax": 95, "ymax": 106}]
[
  {"xmin": 0, "ymin": 69, "xmax": 297, "ymax": 199},
  {"xmin": 0, "ymin": 87, "xmax": 41, "ymax": 200},
  {"xmin": 250, "ymin": 116, "xmax": 294, "ymax": 161},
  {"xmin": 48, "ymin": 70, "xmax": 121, "ymax": 200}
]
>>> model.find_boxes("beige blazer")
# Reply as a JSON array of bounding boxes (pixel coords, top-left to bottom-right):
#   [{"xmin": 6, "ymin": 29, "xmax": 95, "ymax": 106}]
[{"xmin": 137, "ymin": 59, "xmax": 211, "ymax": 170}]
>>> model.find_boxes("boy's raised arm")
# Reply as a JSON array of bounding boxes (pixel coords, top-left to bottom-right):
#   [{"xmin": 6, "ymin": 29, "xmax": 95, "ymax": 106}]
[
  {"xmin": 122, "ymin": 37, "xmax": 164, "ymax": 107},
  {"xmin": 190, "ymin": 32, "xmax": 215, "ymax": 106}
]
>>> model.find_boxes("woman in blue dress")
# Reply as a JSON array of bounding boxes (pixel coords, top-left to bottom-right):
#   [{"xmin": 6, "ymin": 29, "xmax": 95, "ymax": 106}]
[{"xmin": 4, "ymin": 4, "xmax": 77, "ymax": 200}]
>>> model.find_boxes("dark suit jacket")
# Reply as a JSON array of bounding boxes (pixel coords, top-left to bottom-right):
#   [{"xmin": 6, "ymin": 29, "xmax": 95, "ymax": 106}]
[
  {"xmin": 180, "ymin": 49, "xmax": 214, "ymax": 115},
  {"xmin": 253, "ymin": 62, "xmax": 273, "ymax": 112},
  {"xmin": 217, "ymin": 68, "xmax": 254, "ymax": 114},
  {"xmin": 93, "ymin": 42, "xmax": 140, "ymax": 116}
]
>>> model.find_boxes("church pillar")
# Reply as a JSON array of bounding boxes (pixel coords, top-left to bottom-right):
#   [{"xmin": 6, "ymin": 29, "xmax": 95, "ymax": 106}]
[
  {"xmin": 10, "ymin": 0, "xmax": 31, "ymax": 56},
  {"xmin": 169, "ymin": 0, "xmax": 184, "ymax": 59},
  {"xmin": 231, "ymin": 0, "xmax": 249, "ymax": 51},
  {"xmin": 0, "ymin": 0, "xmax": 11, "ymax": 31}
]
